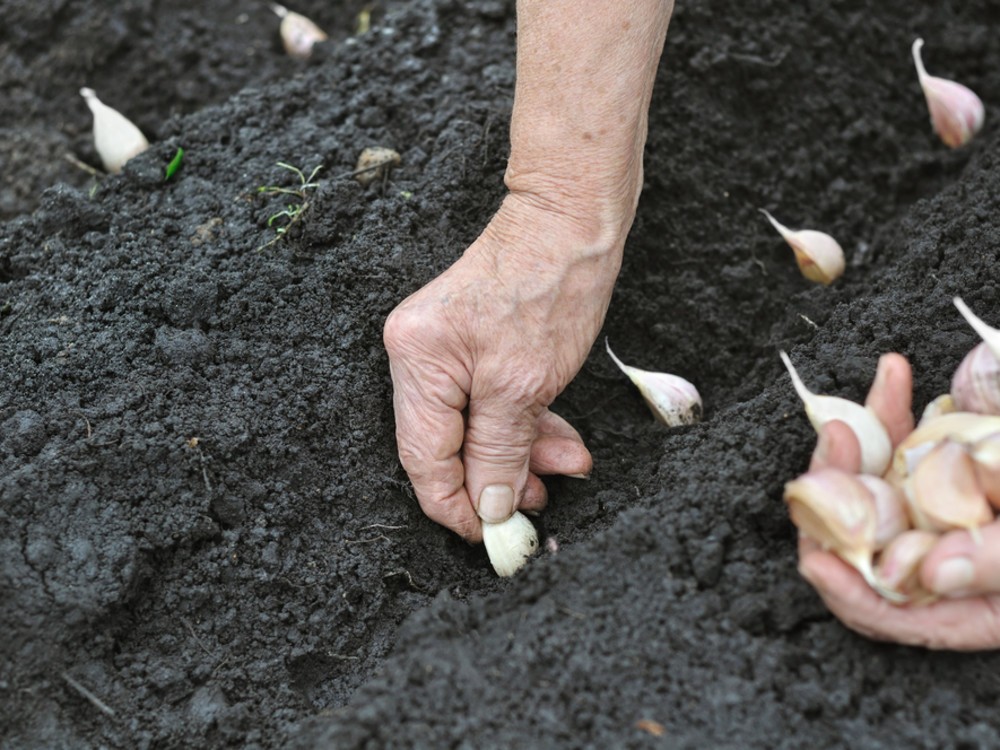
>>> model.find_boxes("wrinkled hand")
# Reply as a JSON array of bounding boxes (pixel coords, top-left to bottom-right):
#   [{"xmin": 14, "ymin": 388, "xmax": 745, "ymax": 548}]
[
  {"xmin": 800, "ymin": 354, "xmax": 1000, "ymax": 650},
  {"xmin": 383, "ymin": 195, "xmax": 623, "ymax": 541}
]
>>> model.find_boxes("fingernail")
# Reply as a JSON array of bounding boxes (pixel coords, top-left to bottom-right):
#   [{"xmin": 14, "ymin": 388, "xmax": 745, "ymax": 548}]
[
  {"xmin": 566, "ymin": 472, "xmax": 590, "ymax": 480},
  {"xmin": 932, "ymin": 556, "xmax": 975, "ymax": 595},
  {"xmin": 478, "ymin": 484, "xmax": 515, "ymax": 523}
]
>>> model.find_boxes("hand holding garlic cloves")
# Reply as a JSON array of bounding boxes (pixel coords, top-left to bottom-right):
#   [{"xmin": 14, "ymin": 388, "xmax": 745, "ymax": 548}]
[{"xmin": 794, "ymin": 354, "xmax": 1000, "ymax": 651}]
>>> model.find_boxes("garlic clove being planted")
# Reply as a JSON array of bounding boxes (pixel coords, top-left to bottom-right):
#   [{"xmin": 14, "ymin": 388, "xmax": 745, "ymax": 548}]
[
  {"xmin": 271, "ymin": 3, "xmax": 328, "ymax": 59},
  {"xmin": 876, "ymin": 529, "xmax": 939, "ymax": 602},
  {"xmin": 759, "ymin": 209, "xmax": 845, "ymax": 285},
  {"xmin": 779, "ymin": 351, "xmax": 892, "ymax": 476},
  {"xmin": 857, "ymin": 475, "xmax": 910, "ymax": 550},
  {"xmin": 606, "ymin": 340, "xmax": 702, "ymax": 427},
  {"xmin": 911, "ymin": 439, "xmax": 993, "ymax": 539},
  {"xmin": 79, "ymin": 88, "xmax": 149, "ymax": 174},
  {"xmin": 912, "ymin": 39, "xmax": 985, "ymax": 149},
  {"xmin": 481, "ymin": 511, "xmax": 538, "ymax": 577},
  {"xmin": 951, "ymin": 297, "xmax": 1000, "ymax": 415},
  {"xmin": 784, "ymin": 468, "xmax": 904, "ymax": 602}
]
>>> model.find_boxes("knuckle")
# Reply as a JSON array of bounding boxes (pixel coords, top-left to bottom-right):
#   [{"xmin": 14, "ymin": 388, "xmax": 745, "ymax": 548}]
[{"xmin": 383, "ymin": 306, "xmax": 421, "ymax": 356}]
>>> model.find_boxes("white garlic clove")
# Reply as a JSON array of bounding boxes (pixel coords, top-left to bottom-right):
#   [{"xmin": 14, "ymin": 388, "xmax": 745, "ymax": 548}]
[
  {"xmin": 911, "ymin": 439, "xmax": 993, "ymax": 538},
  {"xmin": 892, "ymin": 411, "xmax": 1000, "ymax": 478},
  {"xmin": 481, "ymin": 511, "xmax": 538, "ymax": 577},
  {"xmin": 912, "ymin": 39, "xmax": 985, "ymax": 149},
  {"xmin": 779, "ymin": 351, "xmax": 892, "ymax": 476},
  {"xmin": 876, "ymin": 529, "xmax": 939, "ymax": 602},
  {"xmin": 271, "ymin": 3, "xmax": 328, "ymax": 60},
  {"xmin": 354, "ymin": 147, "xmax": 402, "ymax": 187},
  {"xmin": 759, "ymin": 209, "xmax": 845, "ymax": 285},
  {"xmin": 918, "ymin": 393, "xmax": 957, "ymax": 426},
  {"xmin": 79, "ymin": 87, "xmax": 150, "ymax": 174},
  {"xmin": 970, "ymin": 432, "xmax": 1000, "ymax": 509},
  {"xmin": 857, "ymin": 475, "xmax": 910, "ymax": 550},
  {"xmin": 606, "ymin": 340, "xmax": 702, "ymax": 427},
  {"xmin": 784, "ymin": 468, "xmax": 904, "ymax": 602}
]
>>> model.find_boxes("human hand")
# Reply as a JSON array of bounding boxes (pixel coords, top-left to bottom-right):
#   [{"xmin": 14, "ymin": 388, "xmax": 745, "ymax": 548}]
[
  {"xmin": 798, "ymin": 353, "xmax": 1000, "ymax": 649},
  {"xmin": 383, "ymin": 195, "xmax": 624, "ymax": 541}
]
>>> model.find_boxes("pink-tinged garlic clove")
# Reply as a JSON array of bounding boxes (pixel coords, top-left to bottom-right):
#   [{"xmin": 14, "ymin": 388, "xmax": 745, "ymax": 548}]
[
  {"xmin": 759, "ymin": 209, "xmax": 845, "ymax": 285},
  {"xmin": 912, "ymin": 38, "xmax": 985, "ymax": 148},
  {"xmin": 857, "ymin": 475, "xmax": 910, "ymax": 550},
  {"xmin": 606, "ymin": 340, "xmax": 702, "ymax": 427},
  {"xmin": 951, "ymin": 298, "xmax": 1000, "ymax": 415},
  {"xmin": 911, "ymin": 439, "xmax": 993, "ymax": 538},
  {"xmin": 970, "ymin": 432, "xmax": 1000, "ymax": 509},
  {"xmin": 79, "ymin": 87, "xmax": 149, "ymax": 174},
  {"xmin": 876, "ymin": 529, "xmax": 939, "ymax": 602},
  {"xmin": 271, "ymin": 3, "xmax": 328, "ymax": 59},
  {"xmin": 892, "ymin": 411, "xmax": 1000, "ymax": 479}
]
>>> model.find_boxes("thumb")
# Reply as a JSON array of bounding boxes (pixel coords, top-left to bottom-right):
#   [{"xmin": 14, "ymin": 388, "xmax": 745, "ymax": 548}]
[
  {"xmin": 462, "ymin": 395, "xmax": 538, "ymax": 524},
  {"xmin": 920, "ymin": 521, "xmax": 1000, "ymax": 597}
]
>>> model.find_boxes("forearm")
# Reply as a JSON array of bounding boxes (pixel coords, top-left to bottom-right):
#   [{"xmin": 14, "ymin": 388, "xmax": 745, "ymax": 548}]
[{"xmin": 505, "ymin": 0, "xmax": 674, "ymax": 249}]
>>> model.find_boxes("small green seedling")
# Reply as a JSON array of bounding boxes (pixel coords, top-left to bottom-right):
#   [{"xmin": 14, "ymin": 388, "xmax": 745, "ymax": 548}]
[
  {"xmin": 164, "ymin": 148, "xmax": 185, "ymax": 181},
  {"xmin": 256, "ymin": 162, "xmax": 322, "ymax": 251}
]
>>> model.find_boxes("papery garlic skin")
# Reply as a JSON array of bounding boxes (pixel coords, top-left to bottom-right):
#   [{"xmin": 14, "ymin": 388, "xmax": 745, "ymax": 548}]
[
  {"xmin": 271, "ymin": 3, "xmax": 328, "ymax": 59},
  {"xmin": 912, "ymin": 38, "xmax": 984, "ymax": 149},
  {"xmin": 481, "ymin": 511, "xmax": 538, "ymax": 577},
  {"xmin": 857, "ymin": 475, "xmax": 910, "ymax": 551},
  {"xmin": 876, "ymin": 530, "xmax": 938, "ymax": 602},
  {"xmin": 759, "ymin": 209, "xmax": 845, "ymax": 285},
  {"xmin": 780, "ymin": 351, "xmax": 891, "ymax": 476},
  {"xmin": 606, "ymin": 340, "xmax": 702, "ymax": 427},
  {"xmin": 79, "ymin": 88, "xmax": 149, "ymax": 174}
]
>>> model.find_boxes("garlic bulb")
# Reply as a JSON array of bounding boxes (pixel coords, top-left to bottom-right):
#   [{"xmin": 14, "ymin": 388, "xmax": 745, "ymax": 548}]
[
  {"xmin": 876, "ymin": 530, "xmax": 938, "ymax": 602},
  {"xmin": 271, "ymin": 3, "xmax": 328, "ymax": 60},
  {"xmin": 481, "ymin": 511, "xmax": 538, "ymax": 577},
  {"xmin": 912, "ymin": 38, "xmax": 985, "ymax": 149},
  {"xmin": 951, "ymin": 297, "xmax": 1000, "ymax": 415},
  {"xmin": 606, "ymin": 340, "xmax": 702, "ymax": 427},
  {"xmin": 79, "ymin": 88, "xmax": 149, "ymax": 174},
  {"xmin": 910, "ymin": 439, "xmax": 993, "ymax": 538},
  {"xmin": 857, "ymin": 475, "xmax": 910, "ymax": 550},
  {"xmin": 779, "ymin": 351, "xmax": 892, "ymax": 476},
  {"xmin": 784, "ymin": 468, "xmax": 904, "ymax": 602},
  {"xmin": 354, "ymin": 147, "xmax": 402, "ymax": 187},
  {"xmin": 759, "ymin": 209, "xmax": 845, "ymax": 285}
]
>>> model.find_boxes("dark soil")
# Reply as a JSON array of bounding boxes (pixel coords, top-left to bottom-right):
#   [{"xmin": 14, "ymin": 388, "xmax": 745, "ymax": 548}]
[{"xmin": 4, "ymin": 0, "xmax": 1000, "ymax": 747}]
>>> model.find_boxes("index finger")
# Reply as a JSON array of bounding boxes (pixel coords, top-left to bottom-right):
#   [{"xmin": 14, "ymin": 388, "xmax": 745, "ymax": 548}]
[{"xmin": 864, "ymin": 353, "xmax": 915, "ymax": 448}]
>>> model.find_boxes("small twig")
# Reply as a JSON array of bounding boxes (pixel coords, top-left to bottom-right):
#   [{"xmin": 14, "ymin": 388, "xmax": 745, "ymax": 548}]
[
  {"xmin": 383, "ymin": 568, "xmax": 422, "ymax": 591},
  {"xmin": 798, "ymin": 314, "xmax": 819, "ymax": 330},
  {"xmin": 325, "ymin": 652, "xmax": 360, "ymax": 661},
  {"xmin": 63, "ymin": 153, "xmax": 102, "ymax": 178},
  {"xmin": 359, "ymin": 524, "xmax": 407, "ymax": 531},
  {"xmin": 180, "ymin": 617, "xmax": 213, "ymax": 656},
  {"xmin": 62, "ymin": 672, "xmax": 116, "ymax": 717},
  {"xmin": 71, "ymin": 411, "xmax": 92, "ymax": 439},
  {"xmin": 345, "ymin": 534, "xmax": 392, "ymax": 545}
]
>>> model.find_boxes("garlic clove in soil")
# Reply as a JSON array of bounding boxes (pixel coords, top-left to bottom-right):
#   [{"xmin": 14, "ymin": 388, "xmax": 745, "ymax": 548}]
[
  {"xmin": 911, "ymin": 439, "xmax": 993, "ymax": 539},
  {"xmin": 857, "ymin": 475, "xmax": 910, "ymax": 550},
  {"xmin": 876, "ymin": 529, "xmax": 939, "ymax": 602},
  {"xmin": 606, "ymin": 340, "xmax": 702, "ymax": 427},
  {"xmin": 779, "ymin": 351, "xmax": 892, "ymax": 476},
  {"xmin": 759, "ymin": 209, "xmax": 845, "ymax": 285},
  {"xmin": 271, "ymin": 3, "xmax": 328, "ymax": 59},
  {"xmin": 354, "ymin": 147, "xmax": 402, "ymax": 187},
  {"xmin": 892, "ymin": 411, "xmax": 1000, "ymax": 478},
  {"xmin": 480, "ymin": 511, "xmax": 539, "ymax": 577},
  {"xmin": 784, "ymin": 468, "xmax": 904, "ymax": 602},
  {"xmin": 79, "ymin": 87, "xmax": 150, "ymax": 174},
  {"xmin": 912, "ymin": 38, "xmax": 985, "ymax": 149},
  {"xmin": 951, "ymin": 297, "xmax": 1000, "ymax": 415}
]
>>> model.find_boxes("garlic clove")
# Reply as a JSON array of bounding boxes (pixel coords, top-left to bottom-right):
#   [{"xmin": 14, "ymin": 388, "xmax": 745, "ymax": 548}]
[
  {"xmin": 951, "ymin": 298, "xmax": 1000, "ymax": 415},
  {"xmin": 970, "ymin": 432, "xmax": 1000, "ymax": 509},
  {"xmin": 892, "ymin": 411, "xmax": 1000, "ymax": 478},
  {"xmin": 271, "ymin": 3, "xmax": 328, "ymax": 60},
  {"xmin": 876, "ymin": 529, "xmax": 939, "ymax": 602},
  {"xmin": 759, "ymin": 209, "xmax": 845, "ymax": 285},
  {"xmin": 912, "ymin": 39, "xmax": 985, "ymax": 149},
  {"xmin": 79, "ymin": 87, "xmax": 149, "ymax": 174},
  {"xmin": 784, "ymin": 468, "xmax": 904, "ymax": 601},
  {"xmin": 918, "ymin": 393, "xmax": 957, "ymax": 426},
  {"xmin": 911, "ymin": 439, "xmax": 993, "ymax": 538},
  {"xmin": 606, "ymin": 340, "xmax": 702, "ymax": 427},
  {"xmin": 354, "ymin": 147, "xmax": 402, "ymax": 187},
  {"xmin": 481, "ymin": 511, "xmax": 539, "ymax": 577},
  {"xmin": 857, "ymin": 475, "xmax": 910, "ymax": 550},
  {"xmin": 779, "ymin": 351, "xmax": 892, "ymax": 476}
]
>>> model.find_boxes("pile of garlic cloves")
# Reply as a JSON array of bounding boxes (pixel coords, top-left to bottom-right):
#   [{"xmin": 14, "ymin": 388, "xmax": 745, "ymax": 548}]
[{"xmin": 783, "ymin": 298, "xmax": 1000, "ymax": 605}]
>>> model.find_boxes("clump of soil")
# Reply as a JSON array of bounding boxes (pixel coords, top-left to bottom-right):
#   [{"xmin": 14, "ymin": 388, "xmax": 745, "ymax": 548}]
[{"xmin": 3, "ymin": 1, "xmax": 1000, "ymax": 748}]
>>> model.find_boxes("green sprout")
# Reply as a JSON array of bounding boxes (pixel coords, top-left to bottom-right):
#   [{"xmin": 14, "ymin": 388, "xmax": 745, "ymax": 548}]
[
  {"xmin": 256, "ymin": 162, "xmax": 322, "ymax": 251},
  {"xmin": 164, "ymin": 147, "xmax": 185, "ymax": 181}
]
